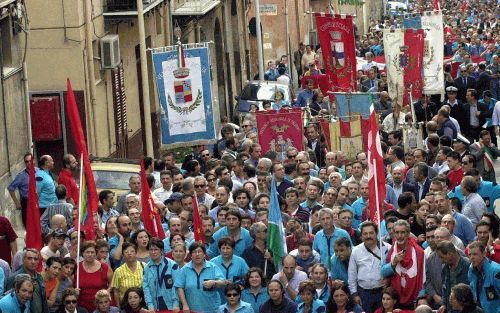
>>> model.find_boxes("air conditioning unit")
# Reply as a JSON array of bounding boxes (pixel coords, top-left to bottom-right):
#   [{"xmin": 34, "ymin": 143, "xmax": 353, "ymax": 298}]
[{"xmin": 100, "ymin": 34, "xmax": 120, "ymax": 69}]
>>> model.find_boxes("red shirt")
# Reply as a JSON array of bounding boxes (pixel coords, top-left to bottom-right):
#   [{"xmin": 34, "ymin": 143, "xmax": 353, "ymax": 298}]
[
  {"xmin": 58, "ymin": 168, "xmax": 79, "ymax": 205},
  {"xmin": 0, "ymin": 216, "xmax": 17, "ymax": 264},
  {"xmin": 447, "ymin": 168, "xmax": 464, "ymax": 190}
]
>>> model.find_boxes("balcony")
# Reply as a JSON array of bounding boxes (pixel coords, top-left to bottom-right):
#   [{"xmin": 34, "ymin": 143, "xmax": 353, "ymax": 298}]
[
  {"xmin": 104, "ymin": 0, "xmax": 166, "ymax": 17},
  {"xmin": 171, "ymin": 0, "xmax": 220, "ymax": 16}
]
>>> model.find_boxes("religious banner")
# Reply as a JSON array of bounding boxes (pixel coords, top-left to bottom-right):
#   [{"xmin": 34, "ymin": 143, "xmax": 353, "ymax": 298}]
[
  {"xmin": 332, "ymin": 92, "xmax": 371, "ymax": 119},
  {"xmin": 402, "ymin": 125, "xmax": 424, "ymax": 151},
  {"xmin": 383, "ymin": 29, "xmax": 424, "ymax": 106},
  {"xmin": 403, "ymin": 11, "xmax": 444, "ymax": 95},
  {"xmin": 315, "ymin": 13, "xmax": 357, "ymax": 92},
  {"xmin": 256, "ymin": 109, "xmax": 304, "ymax": 157},
  {"xmin": 152, "ymin": 44, "xmax": 216, "ymax": 147}
]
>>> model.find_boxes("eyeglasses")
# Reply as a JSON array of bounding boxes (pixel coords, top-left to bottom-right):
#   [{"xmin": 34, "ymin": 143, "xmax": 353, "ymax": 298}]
[
  {"xmin": 64, "ymin": 300, "xmax": 77, "ymax": 304},
  {"xmin": 242, "ymin": 125, "xmax": 252, "ymax": 128},
  {"xmin": 24, "ymin": 160, "xmax": 30, "ymax": 164},
  {"xmin": 202, "ymin": 154, "xmax": 210, "ymax": 157},
  {"xmin": 287, "ymin": 155, "xmax": 297, "ymax": 159},
  {"xmin": 194, "ymin": 184, "xmax": 206, "ymax": 188},
  {"xmin": 226, "ymin": 293, "xmax": 239, "ymax": 297},
  {"xmin": 462, "ymin": 161, "xmax": 469, "ymax": 165},
  {"xmin": 461, "ymin": 70, "xmax": 467, "ymax": 73},
  {"xmin": 207, "ymin": 178, "xmax": 216, "ymax": 182}
]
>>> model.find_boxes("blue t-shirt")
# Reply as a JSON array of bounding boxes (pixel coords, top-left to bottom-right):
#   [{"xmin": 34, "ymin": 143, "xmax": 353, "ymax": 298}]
[
  {"xmin": 241, "ymin": 287, "xmax": 269, "ymax": 313},
  {"xmin": 174, "ymin": 260, "xmax": 225, "ymax": 312}
]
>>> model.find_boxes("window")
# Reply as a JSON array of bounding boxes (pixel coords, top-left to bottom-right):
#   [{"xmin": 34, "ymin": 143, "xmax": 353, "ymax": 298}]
[
  {"xmin": 93, "ymin": 39, "xmax": 102, "ymax": 82},
  {"xmin": 0, "ymin": 15, "xmax": 13, "ymax": 68}
]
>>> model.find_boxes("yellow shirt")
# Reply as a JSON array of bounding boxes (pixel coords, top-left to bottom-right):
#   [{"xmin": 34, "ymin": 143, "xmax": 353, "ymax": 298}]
[{"xmin": 111, "ymin": 261, "xmax": 144, "ymax": 301}]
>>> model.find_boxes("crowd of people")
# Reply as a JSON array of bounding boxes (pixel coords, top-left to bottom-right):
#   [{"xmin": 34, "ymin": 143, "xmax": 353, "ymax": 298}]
[{"xmin": 1, "ymin": 0, "xmax": 500, "ymax": 313}]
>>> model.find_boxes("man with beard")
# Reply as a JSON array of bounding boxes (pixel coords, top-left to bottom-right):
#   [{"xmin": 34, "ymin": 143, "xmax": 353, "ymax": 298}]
[
  {"xmin": 382, "ymin": 220, "xmax": 425, "ymax": 309},
  {"xmin": 109, "ymin": 215, "xmax": 133, "ymax": 268},
  {"xmin": 349, "ymin": 221, "xmax": 391, "ymax": 313},
  {"xmin": 58, "ymin": 154, "xmax": 79, "ymax": 206}
]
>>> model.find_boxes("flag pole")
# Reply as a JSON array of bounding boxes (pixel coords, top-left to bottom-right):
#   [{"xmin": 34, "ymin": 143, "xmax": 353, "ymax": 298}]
[{"xmin": 76, "ymin": 153, "xmax": 84, "ymax": 289}]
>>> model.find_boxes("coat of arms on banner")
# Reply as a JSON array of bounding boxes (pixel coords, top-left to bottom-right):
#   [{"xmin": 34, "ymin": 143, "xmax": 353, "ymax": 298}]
[
  {"xmin": 394, "ymin": 45, "xmax": 416, "ymax": 72},
  {"xmin": 330, "ymin": 32, "xmax": 345, "ymax": 69},
  {"xmin": 167, "ymin": 49, "xmax": 202, "ymax": 115}
]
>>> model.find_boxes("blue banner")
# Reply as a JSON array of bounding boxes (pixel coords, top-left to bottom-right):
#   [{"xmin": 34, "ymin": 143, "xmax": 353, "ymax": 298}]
[
  {"xmin": 333, "ymin": 92, "xmax": 372, "ymax": 120},
  {"xmin": 152, "ymin": 46, "xmax": 216, "ymax": 146}
]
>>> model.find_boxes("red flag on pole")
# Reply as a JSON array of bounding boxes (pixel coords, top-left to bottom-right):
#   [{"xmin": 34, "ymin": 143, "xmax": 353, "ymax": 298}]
[
  {"xmin": 140, "ymin": 158, "xmax": 166, "ymax": 239},
  {"xmin": 66, "ymin": 79, "xmax": 97, "ymax": 240},
  {"xmin": 26, "ymin": 158, "xmax": 43, "ymax": 251},
  {"xmin": 367, "ymin": 104, "xmax": 386, "ymax": 225},
  {"xmin": 191, "ymin": 196, "xmax": 204, "ymax": 243},
  {"xmin": 433, "ymin": 0, "xmax": 440, "ymax": 10}
]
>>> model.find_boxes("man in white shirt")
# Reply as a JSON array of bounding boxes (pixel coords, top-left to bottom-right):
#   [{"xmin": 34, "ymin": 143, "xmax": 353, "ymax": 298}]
[
  {"xmin": 349, "ymin": 221, "xmax": 391, "ymax": 313},
  {"xmin": 154, "ymin": 170, "xmax": 173, "ymax": 203}
]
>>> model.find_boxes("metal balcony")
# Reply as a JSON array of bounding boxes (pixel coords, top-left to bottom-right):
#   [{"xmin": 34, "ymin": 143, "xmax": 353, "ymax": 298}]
[
  {"xmin": 104, "ymin": 0, "xmax": 165, "ymax": 17},
  {"xmin": 170, "ymin": 0, "xmax": 220, "ymax": 16}
]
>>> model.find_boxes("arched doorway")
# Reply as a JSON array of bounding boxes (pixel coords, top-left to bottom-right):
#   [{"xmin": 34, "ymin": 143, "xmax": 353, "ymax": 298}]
[{"xmin": 214, "ymin": 18, "xmax": 226, "ymax": 118}]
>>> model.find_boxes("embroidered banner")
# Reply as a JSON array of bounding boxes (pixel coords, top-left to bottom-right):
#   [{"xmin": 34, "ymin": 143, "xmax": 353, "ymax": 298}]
[
  {"xmin": 332, "ymin": 92, "xmax": 371, "ymax": 119},
  {"xmin": 383, "ymin": 29, "xmax": 424, "ymax": 106},
  {"xmin": 315, "ymin": 13, "xmax": 357, "ymax": 92},
  {"xmin": 152, "ymin": 45, "xmax": 216, "ymax": 147},
  {"xmin": 256, "ymin": 109, "xmax": 304, "ymax": 156},
  {"xmin": 404, "ymin": 11, "xmax": 444, "ymax": 95}
]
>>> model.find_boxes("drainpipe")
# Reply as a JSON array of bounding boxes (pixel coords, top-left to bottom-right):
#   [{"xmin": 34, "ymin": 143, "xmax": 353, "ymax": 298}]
[
  {"xmin": 137, "ymin": 0, "xmax": 154, "ymax": 156},
  {"xmin": 84, "ymin": 0, "xmax": 99, "ymax": 155}
]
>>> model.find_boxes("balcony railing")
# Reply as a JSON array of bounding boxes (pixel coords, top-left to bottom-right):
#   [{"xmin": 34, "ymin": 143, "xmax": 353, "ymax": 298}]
[
  {"xmin": 170, "ymin": 0, "xmax": 220, "ymax": 16},
  {"xmin": 104, "ymin": 0, "xmax": 165, "ymax": 16}
]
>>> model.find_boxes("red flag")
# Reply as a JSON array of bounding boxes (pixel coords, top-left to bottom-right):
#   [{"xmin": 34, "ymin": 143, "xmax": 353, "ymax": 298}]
[
  {"xmin": 315, "ymin": 13, "xmax": 357, "ymax": 92},
  {"xmin": 191, "ymin": 196, "xmax": 203, "ymax": 243},
  {"xmin": 433, "ymin": 0, "xmax": 440, "ymax": 10},
  {"xmin": 66, "ymin": 79, "xmax": 97, "ymax": 240},
  {"xmin": 367, "ymin": 104, "xmax": 386, "ymax": 225},
  {"xmin": 460, "ymin": 1, "xmax": 467, "ymax": 12},
  {"xmin": 26, "ymin": 158, "xmax": 42, "ymax": 251},
  {"xmin": 140, "ymin": 158, "xmax": 166, "ymax": 239},
  {"xmin": 26, "ymin": 158, "xmax": 43, "ymax": 272}
]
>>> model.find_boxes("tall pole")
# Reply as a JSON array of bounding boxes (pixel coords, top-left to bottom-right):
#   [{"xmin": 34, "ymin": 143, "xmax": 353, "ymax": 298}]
[
  {"xmin": 255, "ymin": 0, "xmax": 264, "ymax": 80},
  {"xmin": 137, "ymin": 0, "xmax": 154, "ymax": 156},
  {"xmin": 285, "ymin": 1, "xmax": 291, "ymax": 80}
]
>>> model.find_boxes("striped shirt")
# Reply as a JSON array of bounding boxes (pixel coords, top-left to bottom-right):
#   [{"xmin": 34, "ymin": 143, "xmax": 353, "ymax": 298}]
[{"xmin": 111, "ymin": 261, "xmax": 144, "ymax": 301}]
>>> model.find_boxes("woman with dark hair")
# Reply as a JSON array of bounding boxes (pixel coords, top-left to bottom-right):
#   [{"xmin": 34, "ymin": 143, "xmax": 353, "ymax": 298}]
[
  {"xmin": 326, "ymin": 283, "xmax": 363, "ymax": 313},
  {"xmin": 297, "ymin": 280, "xmax": 326, "ymax": 313},
  {"xmin": 56, "ymin": 288, "xmax": 88, "ymax": 313},
  {"xmin": 374, "ymin": 287, "xmax": 400, "ymax": 313},
  {"xmin": 449, "ymin": 283, "xmax": 483, "ymax": 313},
  {"xmin": 241, "ymin": 267, "xmax": 269, "ymax": 313},
  {"xmin": 481, "ymin": 212, "xmax": 500, "ymax": 239},
  {"xmin": 174, "ymin": 242, "xmax": 226, "ymax": 313},
  {"xmin": 111, "ymin": 242, "xmax": 144, "ymax": 306},
  {"xmin": 119, "ymin": 287, "xmax": 146, "ymax": 313},
  {"xmin": 205, "ymin": 172, "xmax": 218, "ymax": 197},
  {"xmin": 77, "ymin": 241, "xmax": 113, "ymax": 313},
  {"xmin": 217, "ymin": 283, "xmax": 254, "ymax": 312},
  {"xmin": 131, "ymin": 229, "xmax": 150, "ymax": 263}
]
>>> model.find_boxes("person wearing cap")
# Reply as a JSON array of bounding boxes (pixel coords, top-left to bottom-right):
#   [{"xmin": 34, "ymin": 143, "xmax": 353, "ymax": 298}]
[
  {"xmin": 444, "ymin": 86, "xmax": 467, "ymax": 131},
  {"xmin": 164, "ymin": 192, "xmax": 184, "ymax": 217},
  {"xmin": 452, "ymin": 134, "xmax": 471, "ymax": 158},
  {"xmin": 40, "ymin": 229, "xmax": 67, "ymax": 262},
  {"xmin": 454, "ymin": 66, "xmax": 476, "ymax": 102}
]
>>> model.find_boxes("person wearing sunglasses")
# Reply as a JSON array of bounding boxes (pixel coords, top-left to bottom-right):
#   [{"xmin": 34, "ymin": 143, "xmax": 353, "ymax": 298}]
[
  {"xmin": 217, "ymin": 283, "xmax": 254, "ymax": 313},
  {"xmin": 55, "ymin": 288, "xmax": 88, "ymax": 313}
]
